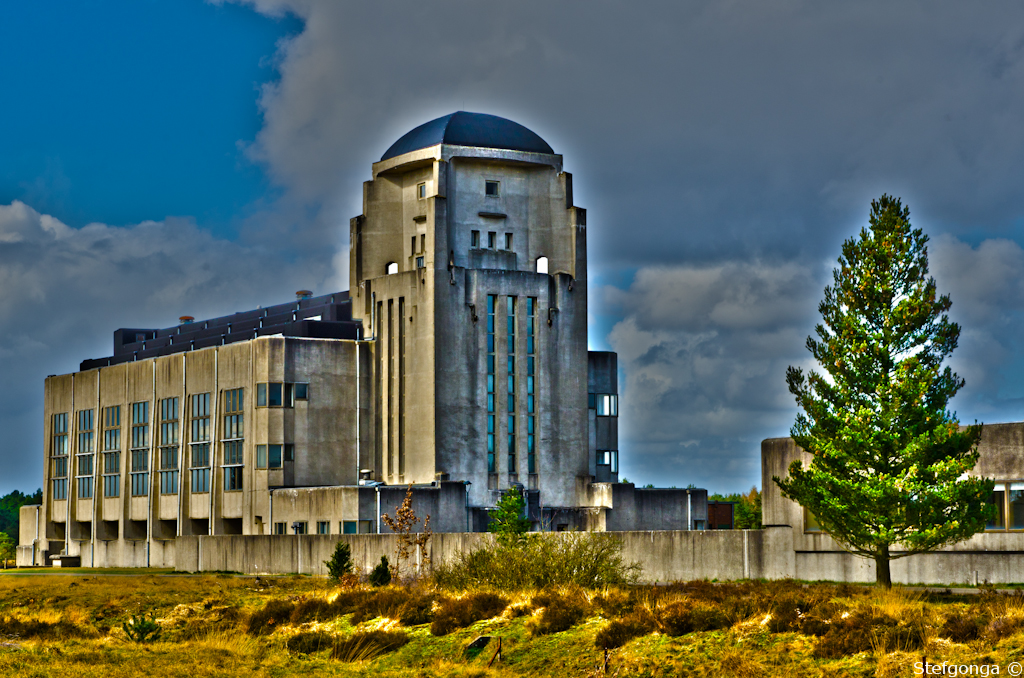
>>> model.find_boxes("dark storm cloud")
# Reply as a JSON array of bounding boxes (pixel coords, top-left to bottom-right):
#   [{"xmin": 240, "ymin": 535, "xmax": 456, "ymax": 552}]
[{"xmin": 6, "ymin": 1, "xmax": 1024, "ymax": 494}]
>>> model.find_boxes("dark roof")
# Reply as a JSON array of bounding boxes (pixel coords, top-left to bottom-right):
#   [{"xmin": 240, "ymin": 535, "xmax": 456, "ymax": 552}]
[
  {"xmin": 381, "ymin": 111, "xmax": 554, "ymax": 161},
  {"xmin": 79, "ymin": 291, "xmax": 362, "ymax": 371}
]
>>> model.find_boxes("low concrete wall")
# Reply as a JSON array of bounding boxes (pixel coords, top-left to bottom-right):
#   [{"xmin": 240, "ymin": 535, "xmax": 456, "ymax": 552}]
[{"xmin": 175, "ymin": 530, "xmax": 776, "ymax": 582}]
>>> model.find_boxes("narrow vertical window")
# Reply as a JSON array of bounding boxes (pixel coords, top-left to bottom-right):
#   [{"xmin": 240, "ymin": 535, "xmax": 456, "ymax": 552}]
[
  {"xmin": 51, "ymin": 413, "xmax": 69, "ymax": 500},
  {"xmin": 507, "ymin": 296, "xmax": 517, "ymax": 473},
  {"xmin": 411, "ymin": 236, "xmax": 417, "ymax": 256},
  {"xmin": 102, "ymin": 406, "xmax": 121, "ymax": 497},
  {"xmin": 527, "ymin": 297, "xmax": 536, "ymax": 475},
  {"xmin": 190, "ymin": 393, "xmax": 211, "ymax": 493},
  {"xmin": 488, "ymin": 232, "xmax": 496, "ymax": 249},
  {"xmin": 398, "ymin": 296, "xmax": 406, "ymax": 481},
  {"xmin": 388, "ymin": 299, "xmax": 395, "ymax": 480},
  {"xmin": 471, "ymin": 230, "xmax": 480, "ymax": 248},
  {"xmin": 130, "ymin": 402, "xmax": 150, "ymax": 496},
  {"xmin": 222, "ymin": 388, "xmax": 244, "ymax": 491},
  {"xmin": 158, "ymin": 397, "xmax": 179, "ymax": 495},
  {"xmin": 417, "ymin": 182, "xmax": 426, "ymax": 199},
  {"xmin": 504, "ymin": 233, "xmax": 513, "ymax": 250},
  {"xmin": 76, "ymin": 409, "xmax": 94, "ymax": 499},
  {"xmin": 487, "ymin": 294, "xmax": 496, "ymax": 474}
]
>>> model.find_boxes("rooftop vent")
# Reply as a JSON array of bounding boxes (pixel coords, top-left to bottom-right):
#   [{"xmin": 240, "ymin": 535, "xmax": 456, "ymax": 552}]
[
  {"xmin": 178, "ymin": 316, "xmax": 194, "ymax": 325},
  {"xmin": 296, "ymin": 290, "xmax": 313, "ymax": 300}
]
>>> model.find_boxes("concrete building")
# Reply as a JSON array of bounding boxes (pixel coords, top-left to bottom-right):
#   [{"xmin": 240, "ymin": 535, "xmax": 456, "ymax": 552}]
[{"xmin": 18, "ymin": 112, "xmax": 704, "ymax": 568}]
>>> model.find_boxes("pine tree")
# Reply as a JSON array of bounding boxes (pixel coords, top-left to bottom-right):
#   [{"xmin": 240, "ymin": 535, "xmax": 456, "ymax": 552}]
[
  {"xmin": 488, "ymin": 488, "xmax": 531, "ymax": 546},
  {"xmin": 776, "ymin": 195, "xmax": 993, "ymax": 588}
]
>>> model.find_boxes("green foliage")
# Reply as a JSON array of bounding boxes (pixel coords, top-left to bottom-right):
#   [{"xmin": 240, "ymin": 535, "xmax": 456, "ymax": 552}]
[
  {"xmin": 777, "ymin": 195, "xmax": 993, "ymax": 587},
  {"xmin": 0, "ymin": 488, "xmax": 42, "ymax": 546},
  {"xmin": 122, "ymin": 613, "xmax": 162, "ymax": 643},
  {"xmin": 432, "ymin": 531, "xmax": 641, "ymax": 590},
  {"xmin": 369, "ymin": 555, "xmax": 392, "ymax": 587},
  {"xmin": 658, "ymin": 599, "xmax": 730, "ymax": 635},
  {"xmin": 487, "ymin": 488, "xmax": 531, "ymax": 545},
  {"xmin": 708, "ymin": 487, "xmax": 762, "ymax": 529},
  {"xmin": 0, "ymin": 532, "xmax": 14, "ymax": 568},
  {"xmin": 324, "ymin": 541, "xmax": 353, "ymax": 580}
]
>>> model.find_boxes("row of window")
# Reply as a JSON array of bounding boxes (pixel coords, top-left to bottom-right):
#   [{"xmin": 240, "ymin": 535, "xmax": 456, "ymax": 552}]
[
  {"xmin": 256, "ymin": 382, "xmax": 309, "ymax": 408},
  {"xmin": 471, "ymin": 230, "xmax": 514, "ymax": 251},
  {"xmin": 416, "ymin": 179, "xmax": 501, "ymax": 200},
  {"xmin": 486, "ymin": 294, "xmax": 539, "ymax": 476},
  {"xmin": 275, "ymin": 520, "xmax": 374, "ymax": 535}
]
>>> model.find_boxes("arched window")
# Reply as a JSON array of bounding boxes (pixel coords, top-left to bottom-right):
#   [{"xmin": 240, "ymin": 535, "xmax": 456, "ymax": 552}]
[
  {"xmin": 536, "ymin": 256, "xmax": 548, "ymax": 274},
  {"xmin": 386, "ymin": 262, "xmax": 398, "ymax": 275}
]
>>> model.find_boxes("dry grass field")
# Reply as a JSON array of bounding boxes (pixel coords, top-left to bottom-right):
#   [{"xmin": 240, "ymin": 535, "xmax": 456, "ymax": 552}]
[{"xmin": 1, "ymin": 571, "xmax": 1023, "ymax": 677}]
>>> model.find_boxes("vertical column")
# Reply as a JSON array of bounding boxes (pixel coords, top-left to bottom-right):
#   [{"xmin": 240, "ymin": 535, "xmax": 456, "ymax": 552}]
[
  {"xmin": 398, "ymin": 296, "xmax": 406, "ymax": 482},
  {"xmin": 527, "ymin": 297, "xmax": 536, "ymax": 479},
  {"xmin": 486, "ymin": 295, "xmax": 496, "ymax": 481},
  {"xmin": 507, "ymin": 296, "xmax": 517, "ymax": 477},
  {"xmin": 387, "ymin": 299, "xmax": 394, "ymax": 481}
]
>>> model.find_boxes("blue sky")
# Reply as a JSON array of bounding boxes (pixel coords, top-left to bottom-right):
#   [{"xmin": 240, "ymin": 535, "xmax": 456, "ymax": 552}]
[
  {"xmin": 4, "ymin": 1, "xmax": 1024, "ymax": 496},
  {"xmin": 0, "ymin": 2, "xmax": 297, "ymax": 232}
]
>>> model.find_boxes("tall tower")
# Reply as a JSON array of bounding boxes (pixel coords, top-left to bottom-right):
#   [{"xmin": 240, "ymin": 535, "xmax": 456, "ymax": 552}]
[{"xmin": 350, "ymin": 112, "xmax": 589, "ymax": 508}]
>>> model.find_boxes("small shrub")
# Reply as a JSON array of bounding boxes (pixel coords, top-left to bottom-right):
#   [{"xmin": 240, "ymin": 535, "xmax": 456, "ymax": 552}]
[
  {"xmin": 287, "ymin": 630, "xmax": 334, "ymax": 654},
  {"xmin": 595, "ymin": 607, "xmax": 658, "ymax": 649},
  {"xmin": 941, "ymin": 611, "xmax": 985, "ymax": 642},
  {"xmin": 430, "ymin": 592, "xmax": 508, "ymax": 636},
  {"xmin": 122, "ymin": 613, "xmax": 162, "ymax": 643},
  {"xmin": 528, "ymin": 591, "xmax": 589, "ymax": 636},
  {"xmin": 370, "ymin": 556, "xmax": 392, "ymax": 587},
  {"xmin": 247, "ymin": 599, "xmax": 296, "ymax": 636},
  {"xmin": 659, "ymin": 599, "xmax": 730, "ymax": 636},
  {"xmin": 813, "ymin": 608, "xmax": 927, "ymax": 658},
  {"xmin": 988, "ymin": 615, "xmax": 1024, "ymax": 641},
  {"xmin": 331, "ymin": 629, "xmax": 408, "ymax": 661},
  {"xmin": 348, "ymin": 587, "xmax": 434, "ymax": 626},
  {"xmin": 593, "ymin": 589, "xmax": 634, "ymax": 618},
  {"xmin": 324, "ymin": 541, "xmax": 353, "ymax": 581}
]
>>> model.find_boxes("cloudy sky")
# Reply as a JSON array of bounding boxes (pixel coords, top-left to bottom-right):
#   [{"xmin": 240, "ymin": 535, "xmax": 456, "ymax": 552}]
[{"xmin": 3, "ymin": 1, "xmax": 1024, "ymax": 496}]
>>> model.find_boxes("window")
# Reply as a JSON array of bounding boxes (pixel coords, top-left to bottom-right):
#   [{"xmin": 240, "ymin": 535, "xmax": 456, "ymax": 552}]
[
  {"xmin": 102, "ymin": 405, "xmax": 121, "ymax": 452},
  {"xmin": 223, "ymin": 389, "xmax": 244, "ymax": 492},
  {"xmin": 190, "ymin": 393, "xmax": 210, "ymax": 441},
  {"xmin": 488, "ymin": 232, "xmax": 496, "ymax": 249},
  {"xmin": 256, "ymin": 445, "xmax": 267, "ymax": 469},
  {"xmin": 804, "ymin": 508, "xmax": 823, "ymax": 533},
  {"xmin": 295, "ymin": 383, "xmax": 308, "ymax": 401},
  {"xmin": 416, "ymin": 256, "xmax": 424, "ymax": 269},
  {"xmin": 504, "ymin": 233, "xmax": 513, "ymax": 250},
  {"xmin": 269, "ymin": 444, "xmax": 282, "ymax": 469},
  {"xmin": 342, "ymin": 520, "xmax": 358, "ymax": 534},
  {"xmin": 594, "ymin": 394, "xmax": 618, "ymax": 417},
  {"xmin": 597, "ymin": 450, "xmax": 618, "ymax": 473},
  {"xmin": 485, "ymin": 180, "xmax": 499, "ymax": 196},
  {"xmin": 507, "ymin": 296, "xmax": 517, "ymax": 473},
  {"xmin": 411, "ymin": 235, "xmax": 417, "ymax": 255},
  {"xmin": 76, "ymin": 409, "xmax": 94, "ymax": 499},
  {"xmin": 101, "ymin": 407, "xmax": 121, "ymax": 497},
  {"xmin": 258, "ymin": 383, "xmax": 305, "ymax": 407},
  {"xmin": 527, "ymin": 298, "xmax": 536, "ymax": 474},
  {"xmin": 51, "ymin": 413, "xmax": 69, "ymax": 500},
  {"xmin": 471, "ymin": 230, "xmax": 480, "ymax": 248},
  {"xmin": 386, "ymin": 262, "xmax": 398, "ymax": 275},
  {"xmin": 103, "ymin": 449, "xmax": 120, "ymax": 498},
  {"xmin": 273, "ymin": 522, "xmax": 286, "ymax": 535},
  {"xmin": 158, "ymin": 398, "xmax": 179, "ymax": 495},
  {"xmin": 536, "ymin": 256, "xmax": 548, "ymax": 274},
  {"xmin": 317, "ymin": 521, "xmax": 330, "ymax": 535},
  {"xmin": 486, "ymin": 295, "xmax": 496, "ymax": 474},
  {"xmin": 131, "ymin": 404, "xmax": 150, "ymax": 496},
  {"xmin": 191, "ymin": 443, "xmax": 210, "ymax": 493},
  {"xmin": 420, "ymin": 234, "xmax": 425, "ymax": 252},
  {"xmin": 417, "ymin": 182, "xmax": 426, "ymax": 199},
  {"xmin": 293, "ymin": 521, "xmax": 308, "ymax": 535}
]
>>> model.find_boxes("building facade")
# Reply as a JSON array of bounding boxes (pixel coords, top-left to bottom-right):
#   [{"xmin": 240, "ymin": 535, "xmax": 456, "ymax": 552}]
[{"xmin": 18, "ymin": 112, "xmax": 704, "ymax": 568}]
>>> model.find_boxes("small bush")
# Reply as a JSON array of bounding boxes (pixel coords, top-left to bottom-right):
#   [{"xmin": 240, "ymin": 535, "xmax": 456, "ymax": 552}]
[
  {"xmin": 331, "ymin": 629, "xmax": 408, "ymax": 661},
  {"xmin": 247, "ymin": 599, "xmax": 296, "ymax": 636},
  {"xmin": 988, "ymin": 615, "xmax": 1024, "ymax": 641},
  {"xmin": 348, "ymin": 587, "xmax": 435, "ymax": 626},
  {"xmin": 595, "ymin": 607, "xmax": 658, "ymax": 649},
  {"xmin": 122, "ymin": 613, "xmax": 162, "ymax": 643},
  {"xmin": 593, "ymin": 589, "xmax": 634, "ymax": 618},
  {"xmin": 370, "ymin": 556, "xmax": 392, "ymax": 587},
  {"xmin": 430, "ymin": 592, "xmax": 509, "ymax": 636},
  {"xmin": 813, "ymin": 609, "xmax": 927, "ymax": 658},
  {"xmin": 0, "ymin": 614, "xmax": 93, "ymax": 640},
  {"xmin": 940, "ymin": 611, "xmax": 985, "ymax": 642},
  {"xmin": 324, "ymin": 541, "xmax": 353, "ymax": 580},
  {"xmin": 433, "ymin": 532, "xmax": 640, "ymax": 590},
  {"xmin": 528, "ymin": 591, "xmax": 589, "ymax": 636},
  {"xmin": 659, "ymin": 599, "xmax": 730, "ymax": 636},
  {"xmin": 287, "ymin": 630, "xmax": 334, "ymax": 654}
]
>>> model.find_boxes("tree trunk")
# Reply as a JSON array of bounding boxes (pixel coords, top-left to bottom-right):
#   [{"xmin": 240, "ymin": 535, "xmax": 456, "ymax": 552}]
[{"xmin": 875, "ymin": 545, "xmax": 892, "ymax": 588}]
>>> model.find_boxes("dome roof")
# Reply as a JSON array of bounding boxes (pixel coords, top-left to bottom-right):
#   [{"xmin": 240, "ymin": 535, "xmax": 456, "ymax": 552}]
[{"xmin": 381, "ymin": 111, "xmax": 553, "ymax": 161}]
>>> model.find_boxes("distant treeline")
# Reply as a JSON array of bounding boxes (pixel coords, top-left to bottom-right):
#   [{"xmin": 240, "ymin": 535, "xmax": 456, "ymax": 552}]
[
  {"xmin": 0, "ymin": 489, "xmax": 42, "ymax": 543},
  {"xmin": 709, "ymin": 487, "xmax": 761, "ymax": 529}
]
